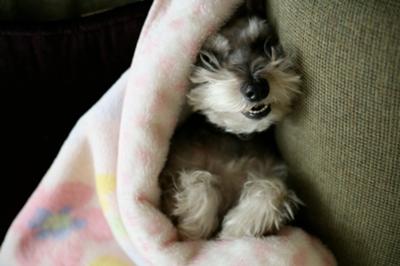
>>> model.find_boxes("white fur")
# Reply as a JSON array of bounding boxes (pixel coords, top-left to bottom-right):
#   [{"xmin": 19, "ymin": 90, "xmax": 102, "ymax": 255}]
[
  {"xmin": 220, "ymin": 178, "xmax": 301, "ymax": 238},
  {"xmin": 240, "ymin": 17, "xmax": 268, "ymax": 42},
  {"xmin": 173, "ymin": 170, "xmax": 222, "ymax": 239},
  {"xmin": 188, "ymin": 55, "xmax": 301, "ymax": 134}
]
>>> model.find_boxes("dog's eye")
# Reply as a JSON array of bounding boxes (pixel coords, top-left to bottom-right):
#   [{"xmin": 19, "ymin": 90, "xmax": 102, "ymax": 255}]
[
  {"xmin": 263, "ymin": 38, "xmax": 273, "ymax": 56},
  {"xmin": 199, "ymin": 51, "xmax": 220, "ymax": 71},
  {"xmin": 263, "ymin": 37, "xmax": 284, "ymax": 59},
  {"xmin": 253, "ymin": 64, "xmax": 265, "ymax": 73}
]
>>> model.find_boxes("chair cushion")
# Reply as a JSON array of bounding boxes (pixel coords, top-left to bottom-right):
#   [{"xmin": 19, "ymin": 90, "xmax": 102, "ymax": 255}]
[{"xmin": 266, "ymin": 1, "xmax": 400, "ymax": 265}]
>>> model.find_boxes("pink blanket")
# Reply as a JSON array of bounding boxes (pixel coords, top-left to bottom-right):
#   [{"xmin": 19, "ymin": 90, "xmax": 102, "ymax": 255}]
[{"xmin": 1, "ymin": 0, "xmax": 336, "ymax": 265}]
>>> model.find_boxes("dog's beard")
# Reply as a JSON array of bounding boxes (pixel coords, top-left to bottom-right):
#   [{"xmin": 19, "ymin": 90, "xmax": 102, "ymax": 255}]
[{"xmin": 188, "ymin": 54, "xmax": 300, "ymax": 134}]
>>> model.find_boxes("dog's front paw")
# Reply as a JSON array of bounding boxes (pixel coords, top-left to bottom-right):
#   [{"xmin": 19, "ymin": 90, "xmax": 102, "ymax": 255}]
[
  {"xmin": 173, "ymin": 170, "xmax": 222, "ymax": 240},
  {"xmin": 219, "ymin": 178, "xmax": 301, "ymax": 239}
]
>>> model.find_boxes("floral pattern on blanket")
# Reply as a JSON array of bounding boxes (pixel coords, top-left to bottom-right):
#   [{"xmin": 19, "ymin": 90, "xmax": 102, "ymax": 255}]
[{"xmin": 14, "ymin": 182, "xmax": 113, "ymax": 266}]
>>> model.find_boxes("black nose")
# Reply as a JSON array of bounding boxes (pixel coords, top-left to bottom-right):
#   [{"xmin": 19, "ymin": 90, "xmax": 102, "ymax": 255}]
[{"xmin": 241, "ymin": 79, "xmax": 270, "ymax": 102}]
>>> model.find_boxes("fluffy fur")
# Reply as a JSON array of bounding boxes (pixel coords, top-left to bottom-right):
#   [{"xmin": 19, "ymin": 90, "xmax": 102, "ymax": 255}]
[
  {"xmin": 188, "ymin": 17, "xmax": 300, "ymax": 134},
  {"xmin": 160, "ymin": 13, "xmax": 301, "ymax": 240}
]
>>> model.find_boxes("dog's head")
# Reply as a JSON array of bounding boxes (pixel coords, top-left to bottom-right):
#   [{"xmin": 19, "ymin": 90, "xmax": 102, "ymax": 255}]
[{"xmin": 188, "ymin": 17, "xmax": 300, "ymax": 134}]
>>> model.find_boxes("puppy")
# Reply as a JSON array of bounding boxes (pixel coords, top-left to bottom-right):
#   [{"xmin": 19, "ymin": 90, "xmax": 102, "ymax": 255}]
[{"xmin": 160, "ymin": 9, "xmax": 301, "ymax": 240}]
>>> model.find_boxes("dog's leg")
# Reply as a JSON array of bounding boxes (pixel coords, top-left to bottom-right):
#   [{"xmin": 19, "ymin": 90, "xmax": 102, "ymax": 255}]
[
  {"xmin": 219, "ymin": 176, "xmax": 300, "ymax": 239},
  {"xmin": 173, "ymin": 170, "xmax": 222, "ymax": 240}
]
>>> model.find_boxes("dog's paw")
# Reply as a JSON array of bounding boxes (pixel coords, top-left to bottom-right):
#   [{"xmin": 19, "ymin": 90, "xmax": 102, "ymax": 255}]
[
  {"xmin": 173, "ymin": 170, "xmax": 222, "ymax": 240},
  {"xmin": 219, "ymin": 178, "xmax": 301, "ymax": 239}
]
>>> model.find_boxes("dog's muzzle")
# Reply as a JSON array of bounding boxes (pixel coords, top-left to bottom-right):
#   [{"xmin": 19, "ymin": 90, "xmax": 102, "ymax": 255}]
[
  {"xmin": 241, "ymin": 78, "xmax": 271, "ymax": 119},
  {"xmin": 240, "ymin": 78, "xmax": 269, "ymax": 102}
]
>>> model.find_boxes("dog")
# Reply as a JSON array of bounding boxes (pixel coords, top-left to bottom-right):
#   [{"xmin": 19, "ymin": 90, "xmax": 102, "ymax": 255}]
[{"xmin": 160, "ymin": 5, "xmax": 301, "ymax": 240}]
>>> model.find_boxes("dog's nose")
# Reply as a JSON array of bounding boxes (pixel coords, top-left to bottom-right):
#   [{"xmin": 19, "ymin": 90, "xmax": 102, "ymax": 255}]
[{"xmin": 241, "ymin": 79, "xmax": 269, "ymax": 102}]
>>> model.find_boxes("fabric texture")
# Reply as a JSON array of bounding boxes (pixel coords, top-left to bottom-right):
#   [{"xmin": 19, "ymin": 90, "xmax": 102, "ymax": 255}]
[
  {"xmin": 0, "ymin": 0, "xmax": 336, "ymax": 265},
  {"xmin": 266, "ymin": 1, "xmax": 400, "ymax": 265}
]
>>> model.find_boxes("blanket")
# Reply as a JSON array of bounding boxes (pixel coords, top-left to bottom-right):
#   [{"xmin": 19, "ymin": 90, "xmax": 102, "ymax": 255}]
[{"xmin": 0, "ymin": 0, "xmax": 336, "ymax": 265}]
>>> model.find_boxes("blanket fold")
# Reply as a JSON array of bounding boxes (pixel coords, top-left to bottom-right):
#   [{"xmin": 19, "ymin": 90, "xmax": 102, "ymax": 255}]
[{"xmin": 1, "ymin": 0, "xmax": 336, "ymax": 265}]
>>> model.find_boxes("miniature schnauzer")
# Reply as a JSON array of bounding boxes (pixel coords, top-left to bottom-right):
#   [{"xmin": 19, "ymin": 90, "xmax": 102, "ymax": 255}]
[{"xmin": 160, "ymin": 4, "xmax": 301, "ymax": 240}]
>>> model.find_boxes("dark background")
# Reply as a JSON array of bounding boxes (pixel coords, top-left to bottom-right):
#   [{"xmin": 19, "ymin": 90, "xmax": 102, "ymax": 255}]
[{"xmin": 1, "ymin": 1, "xmax": 151, "ymax": 241}]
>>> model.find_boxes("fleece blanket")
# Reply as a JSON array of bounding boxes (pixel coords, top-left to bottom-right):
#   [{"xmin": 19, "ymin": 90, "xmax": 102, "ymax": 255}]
[{"xmin": 0, "ymin": 0, "xmax": 336, "ymax": 265}]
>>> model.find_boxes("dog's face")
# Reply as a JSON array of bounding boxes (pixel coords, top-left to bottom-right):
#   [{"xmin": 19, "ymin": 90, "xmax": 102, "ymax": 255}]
[{"xmin": 188, "ymin": 17, "xmax": 300, "ymax": 134}]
